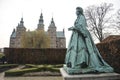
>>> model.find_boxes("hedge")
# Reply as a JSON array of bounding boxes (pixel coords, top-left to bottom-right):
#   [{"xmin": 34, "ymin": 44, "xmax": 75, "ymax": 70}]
[
  {"xmin": 4, "ymin": 48, "xmax": 66, "ymax": 64},
  {"xmin": 0, "ymin": 64, "xmax": 19, "ymax": 72},
  {"xmin": 0, "ymin": 64, "xmax": 19, "ymax": 69},
  {"xmin": 5, "ymin": 68, "xmax": 38, "ymax": 76},
  {"xmin": 4, "ymin": 36, "xmax": 120, "ymax": 73},
  {"xmin": 5, "ymin": 64, "xmax": 60, "ymax": 76},
  {"xmin": 96, "ymin": 36, "xmax": 120, "ymax": 73}
]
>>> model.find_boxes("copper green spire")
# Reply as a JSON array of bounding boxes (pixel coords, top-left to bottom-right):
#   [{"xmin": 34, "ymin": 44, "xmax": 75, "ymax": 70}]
[
  {"xmin": 37, "ymin": 12, "xmax": 44, "ymax": 30},
  {"xmin": 39, "ymin": 12, "xmax": 44, "ymax": 24},
  {"xmin": 20, "ymin": 18, "xmax": 24, "ymax": 24},
  {"xmin": 19, "ymin": 17, "xmax": 24, "ymax": 27},
  {"xmin": 49, "ymin": 17, "xmax": 56, "ymax": 27},
  {"xmin": 51, "ymin": 17, "xmax": 54, "ymax": 24}
]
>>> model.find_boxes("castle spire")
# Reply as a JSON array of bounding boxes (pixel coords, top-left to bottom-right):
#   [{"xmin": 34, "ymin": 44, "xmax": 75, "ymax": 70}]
[
  {"xmin": 51, "ymin": 17, "xmax": 54, "ymax": 24},
  {"xmin": 37, "ymin": 12, "xmax": 44, "ymax": 30},
  {"xmin": 19, "ymin": 17, "xmax": 24, "ymax": 27},
  {"xmin": 51, "ymin": 13, "xmax": 54, "ymax": 24},
  {"xmin": 39, "ymin": 12, "xmax": 44, "ymax": 24},
  {"xmin": 49, "ymin": 17, "xmax": 56, "ymax": 27},
  {"xmin": 20, "ymin": 17, "xmax": 24, "ymax": 24}
]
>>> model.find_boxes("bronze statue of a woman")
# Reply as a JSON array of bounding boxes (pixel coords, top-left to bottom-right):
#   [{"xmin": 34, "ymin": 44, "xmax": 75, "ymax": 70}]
[{"xmin": 64, "ymin": 7, "xmax": 113, "ymax": 74}]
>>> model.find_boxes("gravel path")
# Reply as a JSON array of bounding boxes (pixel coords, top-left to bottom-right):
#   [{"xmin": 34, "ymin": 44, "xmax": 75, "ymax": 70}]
[
  {"xmin": 1, "ymin": 73, "xmax": 63, "ymax": 80},
  {"xmin": 0, "ymin": 72, "xmax": 4, "ymax": 80},
  {"xmin": 5, "ymin": 76, "xmax": 63, "ymax": 80}
]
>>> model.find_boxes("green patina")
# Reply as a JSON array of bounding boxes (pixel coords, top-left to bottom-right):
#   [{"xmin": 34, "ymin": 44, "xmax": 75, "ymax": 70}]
[{"xmin": 64, "ymin": 7, "xmax": 113, "ymax": 74}]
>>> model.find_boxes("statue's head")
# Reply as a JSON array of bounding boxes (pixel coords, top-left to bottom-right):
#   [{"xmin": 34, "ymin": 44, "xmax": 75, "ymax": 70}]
[{"xmin": 76, "ymin": 7, "xmax": 83, "ymax": 16}]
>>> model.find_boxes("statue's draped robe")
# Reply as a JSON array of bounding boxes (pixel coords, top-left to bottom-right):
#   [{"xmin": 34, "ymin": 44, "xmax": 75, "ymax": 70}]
[{"xmin": 64, "ymin": 15, "xmax": 113, "ymax": 74}]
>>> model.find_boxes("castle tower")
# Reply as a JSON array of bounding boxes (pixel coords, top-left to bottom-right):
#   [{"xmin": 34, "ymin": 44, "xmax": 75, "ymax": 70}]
[
  {"xmin": 16, "ymin": 17, "xmax": 26, "ymax": 48},
  {"xmin": 10, "ymin": 13, "xmax": 66, "ymax": 48},
  {"xmin": 9, "ymin": 29, "xmax": 16, "ymax": 48},
  {"xmin": 48, "ymin": 17, "xmax": 57, "ymax": 48},
  {"xmin": 37, "ymin": 12, "xmax": 44, "ymax": 30},
  {"xmin": 56, "ymin": 28, "xmax": 66, "ymax": 48}
]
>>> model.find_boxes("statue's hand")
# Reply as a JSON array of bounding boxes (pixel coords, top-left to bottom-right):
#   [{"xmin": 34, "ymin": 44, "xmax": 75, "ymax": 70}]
[{"xmin": 68, "ymin": 27, "xmax": 75, "ymax": 31}]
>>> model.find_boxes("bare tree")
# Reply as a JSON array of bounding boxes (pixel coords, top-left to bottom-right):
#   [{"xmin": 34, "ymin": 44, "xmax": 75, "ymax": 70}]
[
  {"xmin": 85, "ymin": 3, "xmax": 113, "ymax": 42},
  {"xmin": 115, "ymin": 9, "xmax": 120, "ymax": 30}
]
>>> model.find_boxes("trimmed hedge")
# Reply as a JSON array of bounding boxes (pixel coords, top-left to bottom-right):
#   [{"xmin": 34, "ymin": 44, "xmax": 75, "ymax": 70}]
[
  {"xmin": 96, "ymin": 40, "xmax": 120, "ymax": 73},
  {"xmin": 4, "ymin": 36, "xmax": 120, "ymax": 73},
  {"xmin": 0, "ymin": 64, "xmax": 19, "ymax": 72},
  {"xmin": 5, "ymin": 64, "xmax": 60, "ymax": 76},
  {"xmin": 4, "ymin": 48, "xmax": 66, "ymax": 64},
  {"xmin": 0, "ymin": 64, "xmax": 19, "ymax": 69},
  {"xmin": 5, "ymin": 68, "xmax": 38, "ymax": 76},
  {"xmin": 25, "ymin": 64, "xmax": 38, "ymax": 68}
]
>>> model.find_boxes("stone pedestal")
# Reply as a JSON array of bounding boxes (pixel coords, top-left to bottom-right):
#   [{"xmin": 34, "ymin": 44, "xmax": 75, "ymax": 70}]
[{"xmin": 60, "ymin": 68, "xmax": 120, "ymax": 80}]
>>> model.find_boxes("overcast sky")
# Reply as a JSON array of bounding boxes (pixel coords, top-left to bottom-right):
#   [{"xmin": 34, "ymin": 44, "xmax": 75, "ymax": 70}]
[{"xmin": 0, "ymin": 0, "xmax": 119, "ymax": 48}]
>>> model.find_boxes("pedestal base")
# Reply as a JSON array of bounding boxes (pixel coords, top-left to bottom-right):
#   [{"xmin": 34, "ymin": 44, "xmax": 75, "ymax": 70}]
[{"xmin": 60, "ymin": 68, "xmax": 120, "ymax": 80}]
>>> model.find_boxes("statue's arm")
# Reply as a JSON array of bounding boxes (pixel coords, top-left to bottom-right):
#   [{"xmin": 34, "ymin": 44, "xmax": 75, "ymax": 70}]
[{"xmin": 68, "ymin": 27, "xmax": 74, "ymax": 31}]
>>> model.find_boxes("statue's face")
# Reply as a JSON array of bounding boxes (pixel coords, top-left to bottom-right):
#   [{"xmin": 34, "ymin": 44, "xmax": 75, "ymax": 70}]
[{"xmin": 76, "ymin": 10, "xmax": 80, "ymax": 16}]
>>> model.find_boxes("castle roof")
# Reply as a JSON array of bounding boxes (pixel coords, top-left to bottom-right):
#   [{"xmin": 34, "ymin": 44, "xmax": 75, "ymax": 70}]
[
  {"xmin": 56, "ymin": 31, "xmax": 65, "ymax": 38},
  {"xmin": 11, "ymin": 29, "xmax": 16, "ymax": 38},
  {"xmin": 49, "ymin": 17, "xmax": 56, "ymax": 27}
]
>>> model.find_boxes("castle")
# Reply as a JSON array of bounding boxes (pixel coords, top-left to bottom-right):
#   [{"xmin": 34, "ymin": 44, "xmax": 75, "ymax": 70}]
[{"xmin": 9, "ymin": 13, "xmax": 66, "ymax": 48}]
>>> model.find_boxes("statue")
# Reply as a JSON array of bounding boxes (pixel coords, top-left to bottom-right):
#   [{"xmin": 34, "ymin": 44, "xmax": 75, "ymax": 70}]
[{"xmin": 64, "ymin": 7, "xmax": 113, "ymax": 74}]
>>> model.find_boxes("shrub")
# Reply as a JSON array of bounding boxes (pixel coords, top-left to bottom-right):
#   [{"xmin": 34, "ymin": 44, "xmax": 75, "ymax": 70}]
[
  {"xmin": 0, "ymin": 64, "xmax": 19, "ymax": 72},
  {"xmin": 0, "ymin": 53, "xmax": 4, "ymax": 59},
  {"xmin": 4, "ymin": 48, "xmax": 66, "ymax": 64},
  {"xmin": 53, "ymin": 64, "xmax": 63, "ymax": 68},
  {"xmin": 25, "ymin": 64, "xmax": 38, "ymax": 68},
  {"xmin": 0, "ymin": 64, "xmax": 19, "ymax": 69},
  {"xmin": 5, "ymin": 68, "xmax": 38, "ymax": 76},
  {"xmin": 5, "ymin": 64, "xmax": 61, "ymax": 76}
]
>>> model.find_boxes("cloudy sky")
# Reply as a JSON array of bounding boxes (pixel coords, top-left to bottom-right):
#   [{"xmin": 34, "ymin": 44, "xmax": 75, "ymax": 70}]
[{"xmin": 0, "ymin": 0, "xmax": 119, "ymax": 48}]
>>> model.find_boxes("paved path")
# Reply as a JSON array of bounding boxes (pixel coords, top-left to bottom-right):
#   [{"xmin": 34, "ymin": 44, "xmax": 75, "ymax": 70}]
[{"xmin": 0, "ymin": 72, "xmax": 4, "ymax": 80}]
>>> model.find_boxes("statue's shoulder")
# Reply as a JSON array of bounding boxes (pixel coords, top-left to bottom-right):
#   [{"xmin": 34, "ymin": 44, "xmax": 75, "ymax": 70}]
[
  {"xmin": 80, "ymin": 15, "xmax": 85, "ymax": 19},
  {"xmin": 78, "ymin": 15, "xmax": 85, "ymax": 21}
]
